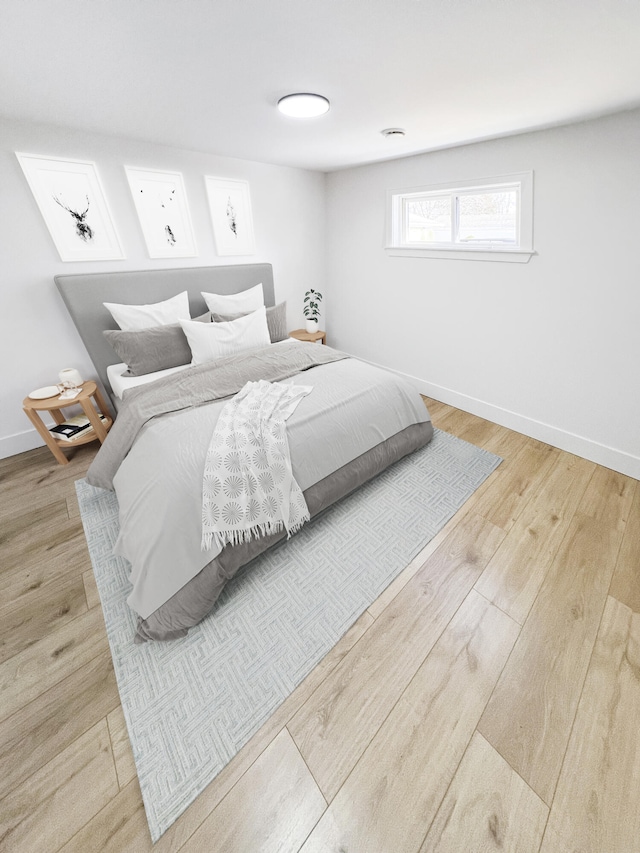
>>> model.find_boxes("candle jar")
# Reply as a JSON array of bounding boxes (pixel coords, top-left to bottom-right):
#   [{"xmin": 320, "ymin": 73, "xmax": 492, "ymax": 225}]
[{"xmin": 57, "ymin": 368, "xmax": 83, "ymax": 399}]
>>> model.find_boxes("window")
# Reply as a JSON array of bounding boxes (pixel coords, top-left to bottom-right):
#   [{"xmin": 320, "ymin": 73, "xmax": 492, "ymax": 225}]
[{"xmin": 387, "ymin": 172, "xmax": 534, "ymax": 262}]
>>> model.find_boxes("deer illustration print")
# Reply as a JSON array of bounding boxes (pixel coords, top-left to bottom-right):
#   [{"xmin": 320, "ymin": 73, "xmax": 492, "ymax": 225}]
[
  {"xmin": 53, "ymin": 194, "xmax": 94, "ymax": 242},
  {"xmin": 226, "ymin": 196, "xmax": 238, "ymax": 237}
]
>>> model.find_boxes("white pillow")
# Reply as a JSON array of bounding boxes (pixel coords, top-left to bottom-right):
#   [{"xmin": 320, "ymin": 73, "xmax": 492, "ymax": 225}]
[
  {"xmin": 104, "ymin": 291, "xmax": 190, "ymax": 331},
  {"xmin": 179, "ymin": 306, "xmax": 270, "ymax": 365},
  {"xmin": 201, "ymin": 283, "xmax": 264, "ymax": 315}
]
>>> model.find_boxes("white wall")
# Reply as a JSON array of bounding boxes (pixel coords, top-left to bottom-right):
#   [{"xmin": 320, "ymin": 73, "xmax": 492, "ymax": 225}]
[
  {"xmin": 4, "ymin": 110, "xmax": 640, "ymax": 478},
  {"xmin": 0, "ymin": 117, "xmax": 325, "ymax": 457},
  {"xmin": 325, "ymin": 109, "xmax": 640, "ymax": 479}
]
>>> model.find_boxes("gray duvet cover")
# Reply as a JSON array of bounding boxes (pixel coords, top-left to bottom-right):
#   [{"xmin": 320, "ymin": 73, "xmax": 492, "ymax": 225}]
[
  {"xmin": 135, "ymin": 421, "xmax": 432, "ymax": 642},
  {"xmin": 86, "ymin": 341, "xmax": 433, "ymax": 641}
]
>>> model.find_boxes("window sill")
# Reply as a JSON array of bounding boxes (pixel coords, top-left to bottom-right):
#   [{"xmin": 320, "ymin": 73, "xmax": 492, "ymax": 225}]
[{"xmin": 385, "ymin": 246, "xmax": 536, "ymax": 264}]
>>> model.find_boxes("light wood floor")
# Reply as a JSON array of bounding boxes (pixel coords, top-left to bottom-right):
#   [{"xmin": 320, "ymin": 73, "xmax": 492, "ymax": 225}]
[{"xmin": 1, "ymin": 399, "xmax": 639, "ymax": 852}]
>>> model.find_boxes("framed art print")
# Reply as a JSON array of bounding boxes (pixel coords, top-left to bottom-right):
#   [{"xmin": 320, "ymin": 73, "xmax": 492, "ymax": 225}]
[
  {"xmin": 205, "ymin": 177, "xmax": 255, "ymax": 256},
  {"xmin": 16, "ymin": 153, "xmax": 124, "ymax": 262},
  {"xmin": 125, "ymin": 167, "xmax": 197, "ymax": 258}
]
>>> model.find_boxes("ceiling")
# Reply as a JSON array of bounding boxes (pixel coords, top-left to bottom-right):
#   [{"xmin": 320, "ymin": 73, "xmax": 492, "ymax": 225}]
[{"xmin": 2, "ymin": 0, "xmax": 640, "ymax": 172}]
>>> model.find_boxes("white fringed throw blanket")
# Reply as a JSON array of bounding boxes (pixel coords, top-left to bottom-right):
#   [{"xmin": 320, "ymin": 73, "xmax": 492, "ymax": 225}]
[{"xmin": 202, "ymin": 380, "xmax": 312, "ymax": 551}]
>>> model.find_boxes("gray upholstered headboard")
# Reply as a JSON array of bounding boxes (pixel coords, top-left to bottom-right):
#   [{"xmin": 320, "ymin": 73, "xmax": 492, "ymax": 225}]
[{"xmin": 55, "ymin": 263, "xmax": 275, "ymax": 408}]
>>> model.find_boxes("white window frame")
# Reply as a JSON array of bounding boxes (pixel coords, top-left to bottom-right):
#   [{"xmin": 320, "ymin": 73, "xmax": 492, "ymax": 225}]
[{"xmin": 386, "ymin": 172, "xmax": 535, "ymax": 263}]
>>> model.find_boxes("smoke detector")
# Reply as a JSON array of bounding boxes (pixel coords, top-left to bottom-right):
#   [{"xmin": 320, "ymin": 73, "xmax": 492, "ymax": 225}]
[{"xmin": 381, "ymin": 127, "xmax": 406, "ymax": 138}]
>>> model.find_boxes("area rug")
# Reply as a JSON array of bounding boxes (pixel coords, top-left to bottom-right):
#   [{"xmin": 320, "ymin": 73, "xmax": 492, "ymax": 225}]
[{"xmin": 76, "ymin": 428, "xmax": 501, "ymax": 841}]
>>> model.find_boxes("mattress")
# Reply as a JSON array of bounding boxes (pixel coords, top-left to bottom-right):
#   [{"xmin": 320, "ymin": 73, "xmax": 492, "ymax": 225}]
[{"xmin": 107, "ymin": 362, "xmax": 190, "ymax": 400}]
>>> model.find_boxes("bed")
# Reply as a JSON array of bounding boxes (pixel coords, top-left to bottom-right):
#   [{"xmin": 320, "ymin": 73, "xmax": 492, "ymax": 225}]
[{"xmin": 55, "ymin": 264, "xmax": 434, "ymax": 642}]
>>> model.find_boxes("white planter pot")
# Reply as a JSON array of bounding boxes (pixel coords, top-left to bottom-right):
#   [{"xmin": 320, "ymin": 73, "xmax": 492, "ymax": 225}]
[{"xmin": 305, "ymin": 319, "xmax": 319, "ymax": 333}]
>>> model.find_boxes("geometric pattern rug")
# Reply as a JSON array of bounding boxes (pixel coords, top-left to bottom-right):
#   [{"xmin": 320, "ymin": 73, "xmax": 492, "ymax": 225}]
[{"xmin": 75, "ymin": 428, "xmax": 501, "ymax": 842}]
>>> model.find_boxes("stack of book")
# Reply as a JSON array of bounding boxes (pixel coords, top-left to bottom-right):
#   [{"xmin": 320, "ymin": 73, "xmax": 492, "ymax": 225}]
[{"xmin": 49, "ymin": 413, "xmax": 107, "ymax": 442}]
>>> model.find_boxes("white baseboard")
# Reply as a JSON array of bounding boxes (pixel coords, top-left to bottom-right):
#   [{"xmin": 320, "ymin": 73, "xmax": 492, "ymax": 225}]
[
  {"xmin": 357, "ymin": 355, "xmax": 640, "ymax": 481},
  {"xmin": 4, "ymin": 360, "xmax": 639, "ymax": 481},
  {"xmin": 0, "ymin": 427, "xmax": 45, "ymax": 459}
]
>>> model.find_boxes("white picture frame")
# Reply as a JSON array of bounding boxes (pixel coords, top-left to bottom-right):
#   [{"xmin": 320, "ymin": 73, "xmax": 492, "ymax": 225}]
[
  {"xmin": 16, "ymin": 153, "xmax": 124, "ymax": 262},
  {"xmin": 125, "ymin": 166, "xmax": 197, "ymax": 259},
  {"xmin": 205, "ymin": 177, "xmax": 255, "ymax": 256}
]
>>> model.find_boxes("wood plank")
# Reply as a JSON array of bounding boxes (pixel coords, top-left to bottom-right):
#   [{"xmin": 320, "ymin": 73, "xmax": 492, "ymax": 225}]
[
  {"xmin": 540, "ymin": 597, "xmax": 640, "ymax": 853},
  {"xmin": 0, "ymin": 445, "xmax": 96, "ymax": 520},
  {"xmin": 299, "ymin": 591, "xmax": 520, "ymax": 853},
  {"xmin": 0, "ymin": 489, "xmax": 73, "ymax": 529},
  {"xmin": 0, "ymin": 540, "xmax": 93, "ymax": 650},
  {"xmin": 435, "ymin": 406, "xmax": 484, "ymax": 438},
  {"xmin": 474, "ymin": 452, "xmax": 595, "ymax": 623},
  {"xmin": 0, "ymin": 570, "xmax": 88, "ymax": 665},
  {"xmin": 0, "ymin": 530, "xmax": 90, "ymax": 600},
  {"xmin": 67, "ymin": 491, "xmax": 80, "ymax": 519},
  {"xmin": 0, "ymin": 500, "xmax": 69, "ymax": 571},
  {"xmin": 608, "ymin": 480, "xmax": 640, "ymax": 613},
  {"xmin": 0, "ymin": 447, "xmax": 62, "ymax": 498},
  {"xmin": 107, "ymin": 706, "xmax": 137, "ymax": 790},
  {"xmin": 478, "ymin": 467, "xmax": 634, "ymax": 805},
  {"xmin": 0, "ymin": 518, "xmax": 89, "ymax": 591},
  {"xmin": 451, "ymin": 413, "xmax": 507, "ymax": 450},
  {"xmin": 57, "ymin": 777, "xmax": 152, "ymax": 853},
  {"xmin": 576, "ymin": 463, "xmax": 634, "ymax": 519},
  {"xmin": 420, "ymin": 731, "xmax": 548, "ymax": 853},
  {"xmin": 0, "ymin": 606, "xmax": 109, "ymax": 724},
  {"xmin": 435, "ymin": 409, "xmax": 524, "ymax": 457},
  {"xmin": 480, "ymin": 423, "xmax": 532, "ymax": 459},
  {"xmin": 474, "ymin": 439, "xmax": 558, "ymax": 532},
  {"xmin": 181, "ymin": 730, "xmax": 326, "ymax": 853},
  {"xmin": 289, "ymin": 512, "xmax": 506, "ymax": 801},
  {"xmin": 0, "ymin": 650, "xmax": 118, "ymax": 801},
  {"xmin": 0, "ymin": 445, "xmax": 51, "ymax": 477},
  {"xmin": 0, "ymin": 719, "xmax": 118, "ymax": 852},
  {"xmin": 83, "ymin": 568, "xmax": 101, "ymax": 610}
]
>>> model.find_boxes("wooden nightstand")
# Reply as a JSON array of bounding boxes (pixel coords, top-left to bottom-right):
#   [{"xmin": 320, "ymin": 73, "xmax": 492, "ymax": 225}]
[
  {"xmin": 289, "ymin": 328, "xmax": 327, "ymax": 345},
  {"xmin": 23, "ymin": 380, "xmax": 113, "ymax": 466}
]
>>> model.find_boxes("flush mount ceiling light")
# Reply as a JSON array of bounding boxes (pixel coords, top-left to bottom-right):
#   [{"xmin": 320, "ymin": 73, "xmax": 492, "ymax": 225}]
[
  {"xmin": 381, "ymin": 127, "xmax": 406, "ymax": 138},
  {"xmin": 277, "ymin": 93, "xmax": 330, "ymax": 118}
]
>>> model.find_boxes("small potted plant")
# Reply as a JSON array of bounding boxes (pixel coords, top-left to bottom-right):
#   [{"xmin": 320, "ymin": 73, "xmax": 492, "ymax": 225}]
[{"xmin": 303, "ymin": 288, "xmax": 323, "ymax": 333}]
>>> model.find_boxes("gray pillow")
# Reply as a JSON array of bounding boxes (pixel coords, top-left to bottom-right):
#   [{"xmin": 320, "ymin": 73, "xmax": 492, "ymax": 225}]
[
  {"xmin": 104, "ymin": 312, "xmax": 211, "ymax": 376},
  {"xmin": 212, "ymin": 302, "xmax": 287, "ymax": 343}
]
